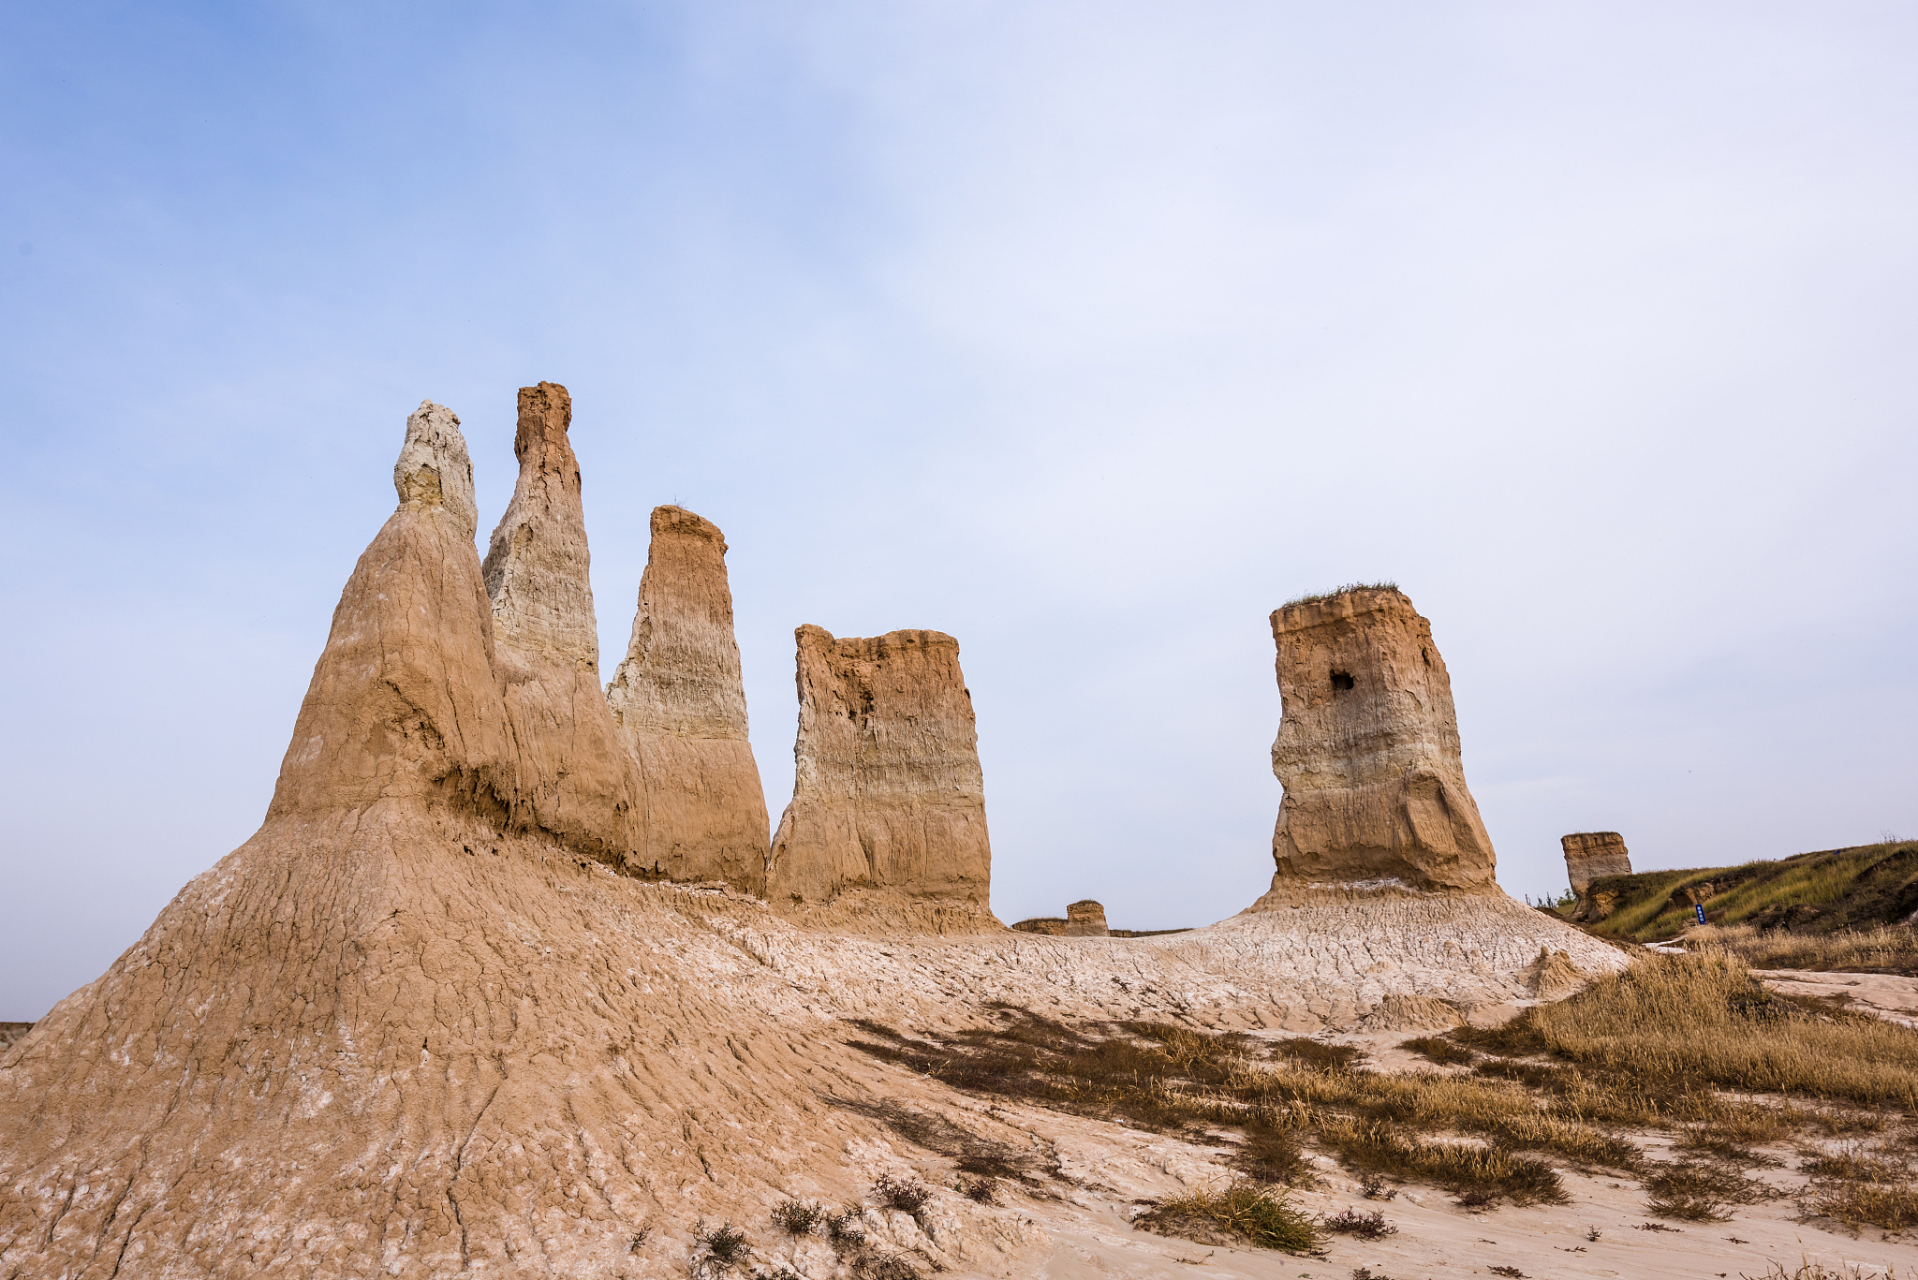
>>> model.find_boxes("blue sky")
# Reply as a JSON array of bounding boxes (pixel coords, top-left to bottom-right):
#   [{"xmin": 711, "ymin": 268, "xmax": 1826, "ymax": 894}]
[{"xmin": 3, "ymin": 2, "xmax": 1915, "ymax": 1019}]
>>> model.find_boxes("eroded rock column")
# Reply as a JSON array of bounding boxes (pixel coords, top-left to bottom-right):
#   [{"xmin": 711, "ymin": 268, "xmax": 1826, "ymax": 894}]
[
  {"xmin": 605, "ymin": 506, "xmax": 770, "ymax": 894},
  {"xmin": 766, "ymin": 625, "xmax": 991, "ymax": 909},
  {"xmin": 482, "ymin": 381, "xmax": 645, "ymax": 866},
  {"xmin": 1258, "ymin": 586, "xmax": 1497, "ymax": 900}
]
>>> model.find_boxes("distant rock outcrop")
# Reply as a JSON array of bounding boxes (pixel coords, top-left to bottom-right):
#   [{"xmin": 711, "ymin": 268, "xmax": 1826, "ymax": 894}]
[
  {"xmin": 766, "ymin": 626, "xmax": 993, "ymax": 923},
  {"xmin": 1563, "ymin": 831, "xmax": 1632, "ymax": 894},
  {"xmin": 605, "ymin": 506, "xmax": 770, "ymax": 894},
  {"xmin": 482, "ymin": 381, "xmax": 646, "ymax": 868},
  {"xmin": 1012, "ymin": 900, "xmax": 1109, "ymax": 937},
  {"xmin": 1254, "ymin": 586, "xmax": 1498, "ymax": 902}
]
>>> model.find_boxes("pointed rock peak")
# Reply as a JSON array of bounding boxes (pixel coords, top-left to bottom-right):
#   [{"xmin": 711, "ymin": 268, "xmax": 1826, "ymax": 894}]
[
  {"xmin": 392, "ymin": 400, "xmax": 476, "ymax": 540},
  {"xmin": 483, "ymin": 380, "xmax": 598, "ymax": 668}
]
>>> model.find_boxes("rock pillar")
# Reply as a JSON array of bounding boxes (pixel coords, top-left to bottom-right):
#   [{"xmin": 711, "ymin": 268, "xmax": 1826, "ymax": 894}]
[
  {"xmin": 481, "ymin": 382, "xmax": 645, "ymax": 867},
  {"xmin": 766, "ymin": 625, "xmax": 991, "ymax": 907},
  {"xmin": 1258, "ymin": 586, "xmax": 1497, "ymax": 901},
  {"xmin": 1561, "ymin": 832, "xmax": 1632, "ymax": 894},
  {"xmin": 605, "ymin": 506, "xmax": 770, "ymax": 894}
]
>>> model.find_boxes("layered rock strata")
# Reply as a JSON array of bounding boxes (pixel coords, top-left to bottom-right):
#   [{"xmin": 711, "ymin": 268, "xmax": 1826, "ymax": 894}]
[
  {"xmin": 482, "ymin": 381, "xmax": 646, "ymax": 867},
  {"xmin": 767, "ymin": 626, "xmax": 993, "ymax": 921},
  {"xmin": 605, "ymin": 506, "xmax": 770, "ymax": 894},
  {"xmin": 1562, "ymin": 831, "xmax": 1632, "ymax": 894},
  {"xmin": 1256, "ymin": 586, "xmax": 1498, "ymax": 902}
]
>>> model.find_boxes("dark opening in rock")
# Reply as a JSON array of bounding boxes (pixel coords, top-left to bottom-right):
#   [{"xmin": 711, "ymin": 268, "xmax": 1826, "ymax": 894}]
[{"xmin": 1331, "ymin": 670, "xmax": 1355, "ymax": 691}]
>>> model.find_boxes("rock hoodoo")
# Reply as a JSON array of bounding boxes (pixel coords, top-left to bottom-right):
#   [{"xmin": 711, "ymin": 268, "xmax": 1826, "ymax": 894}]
[
  {"xmin": 605, "ymin": 506, "xmax": 770, "ymax": 894},
  {"xmin": 1257, "ymin": 585, "xmax": 1498, "ymax": 900},
  {"xmin": 766, "ymin": 625, "xmax": 993, "ymax": 920},
  {"xmin": 482, "ymin": 381, "xmax": 646, "ymax": 868},
  {"xmin": 1563, "ymin": 831, "xmax": 1632, "ymax": 894}
]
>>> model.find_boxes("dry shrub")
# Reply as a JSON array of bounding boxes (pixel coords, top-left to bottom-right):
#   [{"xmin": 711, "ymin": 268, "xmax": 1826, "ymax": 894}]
[
  {"xmin": 872, "ymin": 1173, "xmax": 931, "ymax": 1214},
  {"xmin": 1529, "ymin": 954, "xmax": 1918, "ymax": 1109},
  {"xmin": 1232, "ymin": 1130, "xmax": 1312, "ymax": 1186},
  {"xmin": 1135, "ymin": 1182, "xmax": 1319, "ymax": 1252},
  {"xmin": 1643, "ymin": 1160, "xmax": 1770, "ymax": 1221},
  {"xmin": 770, "ymin": 1200, "xmax": 824, "ymax": 1235},
  {"xmin": 1322, "ymin": 1206, "xmax": 1396, "ymax": 1238},
  {"xmin": 694, "ymin": 1221, "xmax": 750, "ymax": 1265}
]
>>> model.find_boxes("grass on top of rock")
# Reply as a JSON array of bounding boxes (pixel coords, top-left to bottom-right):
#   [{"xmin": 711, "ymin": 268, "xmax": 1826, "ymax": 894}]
[
  {"xmin": 1281, "ymin": 581, "xmax": 1402, "ymax": 609},
  {"xmin": 844, "ymin": 954, "xmax": 1918, "ymax": 1223}
]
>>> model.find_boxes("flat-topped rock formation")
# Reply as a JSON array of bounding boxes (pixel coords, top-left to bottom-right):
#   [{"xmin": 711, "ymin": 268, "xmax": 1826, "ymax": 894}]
[
  {"xmin": 482, "ymin": 381, "xmax": 646, "ymax": 868},
  {"xmin": 766, "ymin": 625, "xmax": 994, "ymax": 928},
  {"xmin": 1253, "ymin": 585, "xmax": 1498, "ymax": 903},
  {"xmin": 605, "ymin": 506, "xmax": 770, "ymax": 894},
  {"xmin": 1563, "ymin": 831, "xmax": 1632, "ymax": 893},
  {"xmin": 1011, "ymin": 901, "xmax": 1110, "ymax": 936}
]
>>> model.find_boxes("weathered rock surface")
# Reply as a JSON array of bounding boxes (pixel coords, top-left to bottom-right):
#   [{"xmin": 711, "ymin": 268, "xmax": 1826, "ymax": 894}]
[
  {"xmin": 482, "ymin": 381, "xmax": 646, "ymax": 868},
  {"xmin": 605, "ymin": 506, "xmax": 770, "ymax": 895},
  {"xmin": 766, "ymin": 626, "xmax": 994, "ymax": 922},
  {"xmin": 1254, "ymin": 586, "xmax": 1498, "ymax": 902},
  {"xmin": 1563, "ymin": 830, "xmax": 1632, "ymax": 893}
]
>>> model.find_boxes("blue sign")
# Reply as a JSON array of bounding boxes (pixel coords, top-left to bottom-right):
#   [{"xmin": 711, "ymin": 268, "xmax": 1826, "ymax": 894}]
[{"xmin": 1694, "ymin": 903, "xmax": 1707, "ymax": 925}]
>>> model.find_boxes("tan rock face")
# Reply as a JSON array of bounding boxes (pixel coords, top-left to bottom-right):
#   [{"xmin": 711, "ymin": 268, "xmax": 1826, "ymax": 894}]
[
  {"xmin": 481, "ymin": 381, "xmax": 646, "ymax": 868},
  {"xmin": 1562, "ymin": 831, "xmax": 1632, "ymax": 894},
  {"xmin": 605, "ymin": 505, "xmax": 770, "ymax": 894},
  {"xmin": 766, "ymin": 625, "xmax": 991, "ymax": 909},
  {"xmin": 1065, "ymin": 900, "xmax": 1110, "ymax": 937},
  {"xmin": 1258, "ymin": 586, "xmax": 1497, "ymax": 899}
]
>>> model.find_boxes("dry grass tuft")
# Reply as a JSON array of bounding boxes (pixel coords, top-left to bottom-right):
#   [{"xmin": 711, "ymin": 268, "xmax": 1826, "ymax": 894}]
[
  {"xmin": 1135, "ymin": 1182, "xmax": 1320, "ymax": 1252},
  {"xmin": 1643, "ymin": 1160, "xmax": 1770, "ymax": 1220}
]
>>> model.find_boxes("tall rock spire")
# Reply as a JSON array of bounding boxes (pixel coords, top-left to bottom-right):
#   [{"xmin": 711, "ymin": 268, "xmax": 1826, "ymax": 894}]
[
  {"xmin": 1257, "ymin": 585, "xmax": 1498, "ymax": 901},
  {"xmin": 605, "ymin": 505, "xmax": 770, "ymax": 894},
  {"xmin": 766, "ymin": 625, "xmax": 993, "ymax": 917},
  {"xmin": 270, "ymin": 400, "xmax": 514, "ymax": 819},
  {"xmin": 481, "ymin": 381, "xmax": 645, "ymax": 866}
]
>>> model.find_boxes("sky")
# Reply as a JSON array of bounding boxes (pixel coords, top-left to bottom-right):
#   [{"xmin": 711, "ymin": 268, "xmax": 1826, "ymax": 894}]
[{"xmin": 2, "ymin": 2, "xmax": 1914, "ymax": 1020}]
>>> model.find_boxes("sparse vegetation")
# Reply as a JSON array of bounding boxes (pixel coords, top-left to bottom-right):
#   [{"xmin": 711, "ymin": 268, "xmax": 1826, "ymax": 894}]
[
  {"xmin": 1281, "ymin": 582, "xmax": 1402, "ymax": 609},
  {"xmin": 871, "ymin": 1173, "xmax": 931, "ymax": 1214},
  {"xmin": 1357, "ymin": 1172, "xmax": 1397, "ymax": 1200},
  {"xmin": 694, "ymin": 1221, "xmax": 750, "ymax": 1266},
  {"xmin": 954, "ymin": 1173, "xmax": 999, "ymax": 1203},
  {"xmin": 1135, "ymin": 1182, "xmax": 1319, "ymax": 1252},
  {"xmin": 842, "ymin": 952, "xmax": 1918, "ymax": 1224},
  {"xmin": 1643, "ymin": 1160, "xmax": 1769, "ymax": 1221},
  {"xmin": 825, "ymin": 1208, "xmax": 866, "ymax": 1245},
  {"xmin": 770, "ymin": 1200, "xmax": 824, "ymax": 1236},
  {"xmin": 1322, "ymin": 1206, "xmax": 1396, "ymax": 1238}
]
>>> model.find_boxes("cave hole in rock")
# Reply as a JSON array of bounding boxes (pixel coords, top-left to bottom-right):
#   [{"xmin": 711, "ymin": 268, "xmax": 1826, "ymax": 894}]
[{"xmin": 1331, "ymin": 670, "xmax": 1355, "ymax": 691}]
